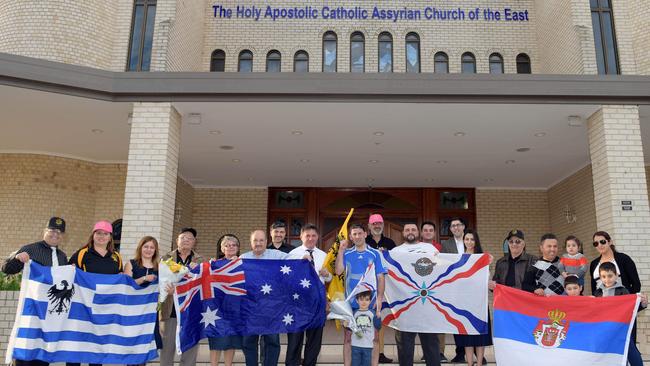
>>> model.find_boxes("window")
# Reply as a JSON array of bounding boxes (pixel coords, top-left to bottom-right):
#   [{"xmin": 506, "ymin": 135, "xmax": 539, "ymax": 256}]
[
  {"xmin": 322, "ymin": 31, "xmax": 337, "ymax": 72},
  {"xmin": 238, "ymin": 50, "xmax": 253, "ymax": 72},
  {"xmin": 591, "ymin": 0, "xmax": 619, "ymax": 74},
  {"xmin": 294, "ymin": 51, "xmax": 309, "ymax": 72},
  {"xmin": 434, "ymin": 52, "xmax": 449, "ymax": 73},
  {"xmin": 405, "ymin": 32, "xmax": 420, "ymax": 73},
  {"xmin": 127, "ymin": 0, "xmax": 157, "ymax": 71},
  {"xmin": 378, "ymin": 32, "xmax": 393, "ymax": 73},
  {"xmin": 210, "ymin": 49, "xmax": 225, "ymax": 72},
  {"xmin": 516, "ymin": 53, "xmax": 532, "ymax": 74},
  {"xmin": 266, "ymin": 50, "xmax": 281, "ymax": 72},
  {"xmin": 350, "ymin": 32, "xmax": 365, "ymax": 73},
  {"xmin": 489, "ymin": 53, "xmax": 504, "ymax": 74},
  {"xmin": 461, "ymin": 52, "xmax": 476, "ymax": 74}
]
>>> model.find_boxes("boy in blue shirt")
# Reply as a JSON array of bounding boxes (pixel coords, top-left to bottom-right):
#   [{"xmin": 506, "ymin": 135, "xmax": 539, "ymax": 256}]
[{"xmin": 336, "ymin": 223, "xmax": 386, "ymax": 366}]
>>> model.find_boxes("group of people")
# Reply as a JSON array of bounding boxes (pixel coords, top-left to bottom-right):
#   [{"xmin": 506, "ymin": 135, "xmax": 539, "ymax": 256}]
[{"xmin": 2, "ymin": 215, "xmax": 647, "ymax": 366}]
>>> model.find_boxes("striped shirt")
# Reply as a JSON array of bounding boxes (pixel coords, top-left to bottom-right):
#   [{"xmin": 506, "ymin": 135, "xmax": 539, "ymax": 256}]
[{"xmin": 2, "ymin": 240, "xmax": 67, "ymax": 275}]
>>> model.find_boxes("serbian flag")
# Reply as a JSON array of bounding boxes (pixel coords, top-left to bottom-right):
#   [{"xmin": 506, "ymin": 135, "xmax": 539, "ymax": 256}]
[
  {"xmin": 381, "ymin": 252, "xmax": 490, "ymax": 334},
  {"xmin": 493, "ymin": 285, "xmax": 641, "ymax": 366}
]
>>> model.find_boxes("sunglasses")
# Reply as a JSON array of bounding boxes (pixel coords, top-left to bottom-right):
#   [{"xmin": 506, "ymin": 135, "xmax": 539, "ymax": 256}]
[
  {"xmin": 592, "ymin": 239, "xmax": 608, "ymax": 247},
  {"xmin": 508, "ymin": 239, "xmax": 523, "ymax": 245}
]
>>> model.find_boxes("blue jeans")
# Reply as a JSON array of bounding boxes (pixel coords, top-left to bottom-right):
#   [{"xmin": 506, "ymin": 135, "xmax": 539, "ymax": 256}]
[
  {"xmin": 351, "ymin": 346, "xmax": 372, "ymax": 366},
  {"xmin": 242, "ymin": 334, "xmax": 280, "ymax": 366},
  {"xmin": 628, "ymin": 341, "xmax": 644, "ymax": 366}
]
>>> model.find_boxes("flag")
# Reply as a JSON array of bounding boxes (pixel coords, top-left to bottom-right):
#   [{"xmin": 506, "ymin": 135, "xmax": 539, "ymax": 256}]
[
  {"xmin": 381, "ymin": 252, "xmax": 490, "ymax": 334},
  {"xmin": 346, "ymin": 261, "xmax": 377, "ymax": 303},
  {"xmin": 493, "ymin": 285, "xmax": 641, "ymax": 366},
  {"xmin": 328, "ymin": 262, "xmax": 378, "ymax": 333},
  {"xmin": 175, "ymin": 258, "xmax": 326, "ymax": 353},
  {"xmin": 5, "ymin": 261, "xmax": 158, "ymax": 364},
  {"xmin": 324, "ymin": 208, "xmax": 354, "ymax": 303}
]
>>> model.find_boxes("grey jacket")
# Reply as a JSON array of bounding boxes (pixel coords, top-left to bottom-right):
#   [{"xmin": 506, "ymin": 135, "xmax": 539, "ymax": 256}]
[{"xmin": 441, "ymin": 238, "xmax": 462, "ymax": 254}]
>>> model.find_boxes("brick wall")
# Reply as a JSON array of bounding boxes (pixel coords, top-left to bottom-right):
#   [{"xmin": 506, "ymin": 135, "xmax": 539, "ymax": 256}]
[
  {"xmin": 0, "ymin": 291, "xmax": 19, "ymax": 356},
  {"xmin": 192, "ymin": 188, "xmax": 268, "ymax": 257},
  {"xmin": 169, "ymin": 176, "xmax": 195, "ymax": 253},
  {"xmin": 475, "ymin": 189, "xmax": 551, "ymax": 258},
  {"xmin": 166, "ymin": 0, "xmax": 205, "ymax": 71}
]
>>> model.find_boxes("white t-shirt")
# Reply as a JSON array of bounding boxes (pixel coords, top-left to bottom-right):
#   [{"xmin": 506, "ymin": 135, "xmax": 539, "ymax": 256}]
[
  {"xmin": 391, "ymin": 242, "xmax": 440, "ymax": 255},
  {"xmin": 351, "ymin": 309, "xmax": 376, "ymax": 349}
]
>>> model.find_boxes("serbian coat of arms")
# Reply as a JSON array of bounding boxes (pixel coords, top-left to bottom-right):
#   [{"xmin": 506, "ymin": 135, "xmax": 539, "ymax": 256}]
[{"xmin": 532, "ymin": 309, "xmax": 570, "ymax": 348}]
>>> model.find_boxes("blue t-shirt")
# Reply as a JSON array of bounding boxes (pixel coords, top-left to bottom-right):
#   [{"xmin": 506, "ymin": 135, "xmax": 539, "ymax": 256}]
[{"xmin": 343, "ymin": 245, "xmax": 387, "ymax": 308}]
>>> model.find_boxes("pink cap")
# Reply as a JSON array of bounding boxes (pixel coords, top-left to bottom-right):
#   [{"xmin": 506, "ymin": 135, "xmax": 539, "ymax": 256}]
[
  {"xmin": 368, "ymin": 214, "xmax": 384, "ymax": 224},
  {"xmin": 93, "ymin": 220, "xmax": 113, "ymax": 234}
]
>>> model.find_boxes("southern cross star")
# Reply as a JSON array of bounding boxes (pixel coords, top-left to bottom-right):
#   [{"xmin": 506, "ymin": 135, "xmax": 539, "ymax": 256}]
[
  {"xmin": 300, "ymin": 278, "xmax": 311, "ymax": 288},
  {"xmin": 412, "ymin": 281, "xmax": 435, "ymax": 304},
  {"xmin": 261, "ymin": 283, "xmax": 272, "ymax": 294},
  {"xmin": 292, "ymin": 293, "xmax": 300, "ymax": 300},
  {"xmin": 200, "ymin": 306, "xmax": 221, "ymax": 328},
  {"xmin": 282, "ymin": 313, "xmax": 294, "ymax": 325},
  {"xmin": 280, "ymin": 265, "xmax": 292, "ymax": 275}
]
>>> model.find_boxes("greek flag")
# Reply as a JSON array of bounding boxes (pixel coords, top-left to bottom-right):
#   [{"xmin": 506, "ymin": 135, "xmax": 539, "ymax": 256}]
[{"xmin": 5, "ymin": 261, "xmax": 158, "ymax": 364}]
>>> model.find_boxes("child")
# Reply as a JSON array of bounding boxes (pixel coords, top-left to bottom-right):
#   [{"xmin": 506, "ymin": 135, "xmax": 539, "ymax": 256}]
[
  {"xmin": 564, "ymin": 275, "xmax": 582, "ymax": 296},
  {"xmin": 345, "ymin": 291, "xmax": 380, "ymax": 366},
  {"xmin": 594, "ymin": 262, "xmax": 648, "ymax": 366},
  {"xmin": 559, "ymin": 236, "xmax": 588, "ymax": 286}
]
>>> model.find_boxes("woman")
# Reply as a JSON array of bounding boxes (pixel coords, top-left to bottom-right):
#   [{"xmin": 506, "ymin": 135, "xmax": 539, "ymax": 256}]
[
  {"xmin": 124, "ymin": 236, "xmax": 163, "ymax": 364},
  {"xmin": 209, "ymin": 234, "xmax": 243, "ymax": 366},
  {"xmin": 454, "ymin": 229, "xmax": 492, "ymax": 366},
  {"xmin": 67, "ymin": 221, "xmax": 123, "ymax": 366}
]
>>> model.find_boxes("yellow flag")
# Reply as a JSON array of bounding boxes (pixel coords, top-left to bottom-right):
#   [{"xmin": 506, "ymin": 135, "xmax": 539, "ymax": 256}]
[{"xmin": 324, "ymin": 208, "xmax": 354, "ymax": 329}]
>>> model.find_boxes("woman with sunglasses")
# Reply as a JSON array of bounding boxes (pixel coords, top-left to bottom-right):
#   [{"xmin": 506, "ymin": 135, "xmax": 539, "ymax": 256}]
[{"xmin": 588, "ymin": 230, "xmax": 640, "ymax": 296}]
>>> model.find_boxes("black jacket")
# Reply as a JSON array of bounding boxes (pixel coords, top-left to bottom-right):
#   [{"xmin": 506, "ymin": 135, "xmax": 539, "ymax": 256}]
[{"xmin": 589, "ymin": 251, "xmax": 641, "ymax": 296}]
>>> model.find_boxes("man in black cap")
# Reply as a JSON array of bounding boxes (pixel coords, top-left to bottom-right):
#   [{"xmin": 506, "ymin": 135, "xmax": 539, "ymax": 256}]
[
  {"xmin": 489, "ymin": 229, "xmax": 537, "ymax": 291},
  {"xmin": 3, "ymin": 217, "xmax": 68, "ymax": 275},
  {"xmin": 3, "ymin": 217, "xmax": 68, "ymax": 366}
]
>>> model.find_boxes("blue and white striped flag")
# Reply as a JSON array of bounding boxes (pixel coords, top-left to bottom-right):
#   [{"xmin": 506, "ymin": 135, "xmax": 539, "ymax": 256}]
[{"xmin": 5, "ymin": 261, "xmax": 159, "ymax": 364}]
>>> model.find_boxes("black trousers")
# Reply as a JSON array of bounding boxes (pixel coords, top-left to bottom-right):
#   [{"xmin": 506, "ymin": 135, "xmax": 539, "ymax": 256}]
[
  {"xmin": 15, "ymin": 360, "xmax": 48, "ymax": 366},
  {"xmin": 395, "ymin": 330, "xmax": 440, "ymax": 366},
  {"xmin": 285, "ymin": 326, "xmax": 324, "ymax": 366}
]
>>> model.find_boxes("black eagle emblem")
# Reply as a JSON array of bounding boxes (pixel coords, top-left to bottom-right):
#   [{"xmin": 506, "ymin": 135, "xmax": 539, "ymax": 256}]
[{"xmin": 47, "ymin": 280, "xmax": 75, "ymax": 315}]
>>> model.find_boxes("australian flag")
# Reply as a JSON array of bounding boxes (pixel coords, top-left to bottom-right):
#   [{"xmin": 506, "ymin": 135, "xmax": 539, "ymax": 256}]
[{"xmin": 174, "ymin": 259, "xmax": 326, "ymax": 352}]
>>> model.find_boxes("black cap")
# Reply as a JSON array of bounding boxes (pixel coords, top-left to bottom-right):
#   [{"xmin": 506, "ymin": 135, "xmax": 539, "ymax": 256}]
[
  {"xmin": 506, "ymin": 229, "xmax": 524, "ymax": 241},
  {"xmin": 180, "ymin": 227, "xmax": 197, "ymax": 237},
  {"xmin": 47, "ymin": 217, "xmax": 66, "ymax": 233}
]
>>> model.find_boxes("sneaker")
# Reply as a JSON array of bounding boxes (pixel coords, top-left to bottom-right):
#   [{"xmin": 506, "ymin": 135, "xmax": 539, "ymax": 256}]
[
  {"xmin": 450, "ymin": 354, "xmax": 466, "ymax": 363},
  {"xmin": 440, "ymin": 353, "xmax": 449, "ymax": 363},
  {"xmin": 379, "ymin": 353, "xmax": 393, "ymax": 363}
]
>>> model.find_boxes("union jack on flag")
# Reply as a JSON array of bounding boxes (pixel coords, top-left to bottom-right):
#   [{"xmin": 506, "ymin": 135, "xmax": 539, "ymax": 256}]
[
  {"xmin": 175, "ymin": 259, "xmax": 246, "ymax": 312},
  {"xmin": 381, "ymin": 251, "xmax": 490, "ymax": 335}
]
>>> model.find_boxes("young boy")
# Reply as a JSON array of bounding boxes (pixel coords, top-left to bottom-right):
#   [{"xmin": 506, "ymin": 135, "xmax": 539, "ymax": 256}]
[
  {"xmin": 564, "ymin": 275, "xmax": 582, "ymax": 296},
  {"xmin": 594, "ymin": 262, "xmax": 648, "ymax": 366},
  {"xmin": 345, "ymin": 291, "xmax": 381, "ymax": 366}
]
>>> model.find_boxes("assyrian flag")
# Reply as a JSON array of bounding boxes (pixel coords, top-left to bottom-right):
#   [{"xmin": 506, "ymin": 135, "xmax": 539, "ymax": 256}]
[
  {"xmin": 493, "ymin": 285, "xmax": 641, "ymax": 366},
  {"xmin": 5, "ymin": 261, "xmax": 158, "ymax": 364},
  {"xmin": 381, "ymin": 252, "xmax": 490, "ymax": 334}
]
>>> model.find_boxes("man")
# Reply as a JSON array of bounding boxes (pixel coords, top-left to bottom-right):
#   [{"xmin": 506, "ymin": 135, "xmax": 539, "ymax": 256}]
[
  {"xmin": 335, "ymin": 224, "xmax": 386, "ymax": 366},
  {"xmin": 364, "ymin": 214, "xmax": 395, "ymax": 363},
  {"xmin": 419, "ymin": 221, "xmax": 446, "ymax": 362},
  {"xmin": 3, "ymin": 217, "xmax": 67, "ymax": 366},
  {"xmin": 391, "ymin": 223, "xmax": 441, "ymax": 366},
  {"xmin": 240, "ymin": 230, "xmax": 287, "ymax": 366},
  {"xmin": 531, "ymin": 233, "xmax": 564, "ymax": 296},
  {"xmin": 489, "ymin": 229, "xmax": 537, "ymax": 292},
  {"xmin": 268, "ymin": 221, "xmax": 294, "ymax": 253},
  {"xmin": 159, "ymin": 228, "xmax": 206, "ymax": 366},
  {"xmin": 285, "ymin": 224, "xmax": 332, "ymax": 366},
  {"xmin": 440, "ymin": 218, "xmax": 467, "ymax": 363}
]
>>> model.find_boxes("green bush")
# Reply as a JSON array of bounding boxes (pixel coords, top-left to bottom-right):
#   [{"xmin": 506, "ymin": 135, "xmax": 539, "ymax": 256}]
[{"xmin": 0, "ymin": 273, "xmax": 21, "ymax": 291}]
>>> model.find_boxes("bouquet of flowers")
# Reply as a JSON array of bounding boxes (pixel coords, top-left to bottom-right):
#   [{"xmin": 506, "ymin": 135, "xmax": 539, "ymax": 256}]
[{"xmin": 158, "ymin": 258, "xmax": 189, "ymax": 304}]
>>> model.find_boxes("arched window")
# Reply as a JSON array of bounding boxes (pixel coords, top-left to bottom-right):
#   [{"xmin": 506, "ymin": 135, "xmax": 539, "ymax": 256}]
[
  {"xmin": 378, "ymin": 32, "xmax": 393, "ymax": 73},
  {"xmin": 489, "ymin": 53, "xmax": 504, "ymax": 74},
  {"xmin": 591, "ymin": 0, "xmax": 619, "ymax": 74},
  {"xmin": 127, "ymin": 0, "xmax": 157, "ymax": 71},
  {"xmin": 294, "ymin": 51, "xmax": 309, "ymax": 72},
  {"xmin": 266, "ymin": 50, "xmax": 281, "ymax": 72},
  {"xmin": 322, "ymin": 31, "xmax": 337, "ymax": 72},
  {"xmin": 434, "ymin": 52, "xmax": 449, "ymax": 74},
  {"xmin": 238, "ymin": 50, "xmax": 253, "ymax": 72},
  {"xmin": 461, "ymin": 52, "xmax": 476, "ymax": 74},
  {"xmin": 516, "ymin": 53, "xmax": 532, "ymax": 74},
  {"xmin": 350, "ymin": 32, "xmax": 365, "ymax": 73},
  {"xmin": 210, "ymin": 49, "xmax": 225, "ymax": 72},
  {"xmin": 405, "ymin": 32, "xmax": 420, "ymax": 73}
]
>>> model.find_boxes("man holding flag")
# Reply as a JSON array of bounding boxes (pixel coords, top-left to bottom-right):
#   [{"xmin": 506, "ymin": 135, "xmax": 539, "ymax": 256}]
[{"xmin": 336, "ymin": 223, "xmax": 386, "ymax": 366}]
